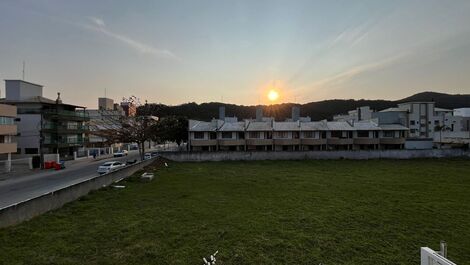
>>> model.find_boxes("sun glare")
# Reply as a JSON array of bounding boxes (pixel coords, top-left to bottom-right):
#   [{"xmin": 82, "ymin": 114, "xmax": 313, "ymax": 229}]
[{"xmin": 268, "ymin": 90, "xmax": 279, "ymax": 102}]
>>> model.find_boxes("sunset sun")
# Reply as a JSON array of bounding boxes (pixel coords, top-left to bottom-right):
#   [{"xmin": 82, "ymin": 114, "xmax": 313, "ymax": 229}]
[{"xmin": 267, "ymin": 89, "xmax": 279, "ymax": 102}]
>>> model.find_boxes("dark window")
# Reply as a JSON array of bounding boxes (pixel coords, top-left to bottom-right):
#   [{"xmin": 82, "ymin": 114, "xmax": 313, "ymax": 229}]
[
  {"xmin": 209, "ymin": 132, "xmax": 217, "ymax": 139},
  {"xmin": 321, "ymin": 132, "xmax": 327, "ymax": 139},
  {"xmin": 249, "ymin": 132, "xmax": 260, "ymax": 138},
  {"xmin": 357, "ymin": 131, "xmax": 369, "ymax": 138},
  {"xmin": 292, "ymin": 132, "xmax": 299, "ymax": 139},
  {"xmin": 304, "ymin": 131, "xmax": 314, "ymax": 138},
  {"xmin": 25, "ymin": 148, "xmax": 39, "ymax": 154},
  {"xmin": 266, "ymin": 132, "xmax": 273, "ymax": 139},
  {"xmin": 221, "ymin": 132, "xmax": 232, "ymax": 139},
  {"xmin": 194, "ymin": 132, "xmax": 204, "ymax": 139},
  {"xmin": 410, "ymin": 120, "xmax": 415, "ymax": 125},
  {"xmin": 331, "ymin": 131, "xmax": 341, "ymax": 138},
  {"xmin": 238, "ymin": 132, "xmax": 245, "ymax": 139},
  {"xmin": 383, "ymin": 131, "xmax": 394, "ymax": 137}
]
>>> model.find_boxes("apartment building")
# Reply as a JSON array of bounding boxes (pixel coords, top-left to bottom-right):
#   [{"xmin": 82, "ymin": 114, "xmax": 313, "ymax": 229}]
[
  {"xmin": 188, "ymin": 107, "xmax": 408, "ymax": 152},
  {"xmin": 0, "ymin": 80, "xmax": 89, "ymax": 158},
  {"xmin": 86, "ymin": 97, "xmax": 125, "ymax": 148}
]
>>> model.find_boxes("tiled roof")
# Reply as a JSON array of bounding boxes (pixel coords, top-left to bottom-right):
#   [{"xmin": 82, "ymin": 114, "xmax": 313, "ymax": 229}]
[
  {"xmin": 353, "ymin": 121, "xmax": 380, "ymax": 131},
  {"xmin": 219, "ymin": 122, "xmax": 245, "ymax": 131},
  {"xmin": 300, "ymin": 121, "xmax": 328, "ymax": 131},
  {"xmin": 189, "ymin": 121, "xmax": 218, "ymax": 132},
  {"xmin": 273, "ymin": 121, "xmax": 300, "ymax": 131},
  {"xmin": 246, "ymin": 121, "xmax": 272, "ymax": 131},
  {"xmin": 326, "ymin": 121, "xmax": 354, "ymax": 131}
]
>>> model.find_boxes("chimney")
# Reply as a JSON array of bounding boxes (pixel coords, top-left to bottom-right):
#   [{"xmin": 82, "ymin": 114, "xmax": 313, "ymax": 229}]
[
  {"xmin": 219, "ymin": 106, "xmax": 225, "ymax": 120},
  {"xmin": 256, "ymin": 106, "xmax": 263, "ymax": 122},
  {"xmin": 292, "ymin": 106, "xmax": 300, "ymax": 122},
  {"xmin": 56, "ymin": 92, "xmax": 62, "ymax": 104}
]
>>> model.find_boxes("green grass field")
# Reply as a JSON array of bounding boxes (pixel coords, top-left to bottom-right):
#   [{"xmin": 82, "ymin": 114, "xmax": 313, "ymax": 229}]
[{"xmin": 1, "ymin": 159, "xmax": 469, "ymax": 265}]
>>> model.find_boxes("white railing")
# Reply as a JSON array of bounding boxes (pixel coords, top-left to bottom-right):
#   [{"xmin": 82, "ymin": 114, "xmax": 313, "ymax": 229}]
[{"xmin": 421, "ymin": 242, "xmax": 456, "ymax": 265}]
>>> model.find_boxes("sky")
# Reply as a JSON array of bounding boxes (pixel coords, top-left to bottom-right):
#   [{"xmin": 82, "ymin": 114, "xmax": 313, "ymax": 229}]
[{"xmin": 1, "ymin": 0, "xmax": 470, "ymax": 108}]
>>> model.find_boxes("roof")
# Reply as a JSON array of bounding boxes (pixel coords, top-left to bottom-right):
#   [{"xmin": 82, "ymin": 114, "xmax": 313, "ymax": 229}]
[
  {"xmin": 379, "ymin": 107, "xmax": 407, "ymax": 112},
  {"xmin": 327, "ymin": 121, "xmax": 355, "ymax": 131},
  {"xmin": 246, "ymin": 121, "xmax": 272, "ymax": 131},
  {"xmin": 435, "ymin": 107, "xmax": 452, "ymax": 112},
  {"xmin": 379, "ymin": 124, "xmax": 409, "ymax": 130},
  {"xmin": 300, "ymin": 121, "xmax": 328, "ymax": 131},
  {"xmin": 0, "ymin": 96, "xmax": 86, "ymax": 108},
  {"xmin": 4, "ymin": 79, "xmax": 43, "ymax": 87},
  {"xmin": 353, "ymin": 121, "xmax": 381, "ymax": 130},
  {"xmin": 189, "ymin": 121, "xmax": 217, "ymax": 132},
  {"xmin": 219, "ymin": 121, "xmax": 245, "ymax": 131},
  {"xmin": 273, "ymin": 121, "xmax": 300, "ymax": 131}
]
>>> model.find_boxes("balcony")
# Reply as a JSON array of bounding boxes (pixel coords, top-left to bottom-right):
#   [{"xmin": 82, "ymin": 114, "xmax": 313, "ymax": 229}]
[
  {"xmin": 43, "ymin": 110, "xmax": 89, "ymax": 121},
  {"xmin": 42, "ymin": 123, "xmax": 89, "ymax": 133},
  {"xmin": 380, "ymin": 138, "xmax": 406, "ymax": 145},
  {"xmin": 218, "ymin": 139, "xmax": 245, "ymax": 146},
  {"xmin": 190, "ymin": 139, "xmax": 217, "ymax": 146},
  {"xmin": 0, "ymin": 125, "xmax": 17, "ymax": 135},
  {"xmin": 301, "ymin": 138, "xmax": 327, "ymax": 145},
  {"xmin": 273, "ymin": 139, "xmax": 301, "ymax": 145},
  {"xmin": 0, "ymin": 143, "xmax": 16, "ymax": 153},
  {"xmin": 327, "ymin": 138, "xmax": 353, "ymax": 145},
  {"xmin": 43, "ymin": 138, "xmax": 88, "ymax": 147},
  {"xmin": 246, "ymin": 139, "xmax": 273, "ymax": 146},
  {"xmin": 353, "ymin": 138, "xmax": 380, "ymax": 145}
]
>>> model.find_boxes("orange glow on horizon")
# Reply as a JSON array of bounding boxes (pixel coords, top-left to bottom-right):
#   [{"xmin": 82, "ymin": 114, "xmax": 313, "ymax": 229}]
[{"xmin": 267, "ymin": 89, "xmax": 279, "ymax": 102}]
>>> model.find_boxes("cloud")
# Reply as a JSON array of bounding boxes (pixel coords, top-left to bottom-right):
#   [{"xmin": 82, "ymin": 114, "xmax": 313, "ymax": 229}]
[
  {"xmin": 84, "ymin": 17, "xmax": 179, "ymax": 60},
  {"xmin": 308, "ymin": 52, "xmax": 408, "ymax": 89}
]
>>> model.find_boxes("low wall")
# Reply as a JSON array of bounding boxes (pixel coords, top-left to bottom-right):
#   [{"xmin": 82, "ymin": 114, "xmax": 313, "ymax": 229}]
[
  {"xmin": 162, "ymin": 149, "xmax": 470, "ymax": 162},
  {"xmin": 0, "ymin": 158, "xmax": 155, "ymax": 228}
]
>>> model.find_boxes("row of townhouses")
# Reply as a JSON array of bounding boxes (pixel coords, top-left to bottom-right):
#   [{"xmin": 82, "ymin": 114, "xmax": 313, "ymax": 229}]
[
  {"xmin": 188, "ymin": 107, "xmax": 409, "ymax": 151},
  {"xmin": 189, "ymin": 103, "xmax": 470, "ymax": 152}
]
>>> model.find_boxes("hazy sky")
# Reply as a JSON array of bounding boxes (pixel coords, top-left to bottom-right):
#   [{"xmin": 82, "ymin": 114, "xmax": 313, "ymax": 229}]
[{"xmin": 1, "ymin": 0, "xmax": 470, "ymax": 108}]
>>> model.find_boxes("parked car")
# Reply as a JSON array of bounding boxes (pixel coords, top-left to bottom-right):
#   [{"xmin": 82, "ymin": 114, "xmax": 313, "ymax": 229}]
[
  {"xmin": 151, "ymin": 151, "xmax": 159, "ymax": 157},
  {"xmin": 113, "ymin": 150, "xmax": 128, "ymax": 157},
  {"xmin": 97, "ymin": 161, "xmax": 125, "ymax": 174},
  {"xmin": 144, "ymin": 153, "xmax": 152, "ymax": 160}
]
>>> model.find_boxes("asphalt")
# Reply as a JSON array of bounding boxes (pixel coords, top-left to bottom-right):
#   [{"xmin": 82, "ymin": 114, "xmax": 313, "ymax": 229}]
[{"xmin": 0, "ymin": 151, "xmax": 143, "ymax": 209}]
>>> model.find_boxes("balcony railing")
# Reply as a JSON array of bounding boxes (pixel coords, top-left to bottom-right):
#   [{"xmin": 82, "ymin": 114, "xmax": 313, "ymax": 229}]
[
  {"xmin": 43, "ymin": 138, "xmax": 88, "ymax": 145},
  {"xmin": 43, "ymin": 110, "xmax": 89, "ymax": 120},
  {"xmin": 42, "ymin": 123, "xmax": 89, "ymax": 131}
]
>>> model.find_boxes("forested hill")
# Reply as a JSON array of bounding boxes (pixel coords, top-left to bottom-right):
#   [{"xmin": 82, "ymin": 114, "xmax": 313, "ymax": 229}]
[{"xmin": 137, "ymin": 92, "xmax": 470, "ymax": 121}]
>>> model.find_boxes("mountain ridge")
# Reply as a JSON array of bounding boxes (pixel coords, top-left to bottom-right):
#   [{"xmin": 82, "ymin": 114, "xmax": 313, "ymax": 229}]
[{"xmin": 138, "ymin": 92, "xmax": 470, "ymax": 121}]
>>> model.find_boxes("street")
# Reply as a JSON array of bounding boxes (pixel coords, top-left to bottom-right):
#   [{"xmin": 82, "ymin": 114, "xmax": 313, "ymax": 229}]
[{"xmin": 0, "ymin": 151, "xmax": 143, "ymax": 209}]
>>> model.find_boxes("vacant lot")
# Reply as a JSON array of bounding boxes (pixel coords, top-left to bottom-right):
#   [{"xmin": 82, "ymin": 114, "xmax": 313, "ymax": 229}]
[{"xmin": 0, "ymin": 159, "xmax": 469, "ymax": 265}]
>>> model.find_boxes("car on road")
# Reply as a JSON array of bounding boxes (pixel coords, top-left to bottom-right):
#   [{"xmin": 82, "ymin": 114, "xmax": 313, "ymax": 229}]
[
  {"xmin": 113, "ymin": 150, "xmax": 128, "ymax": 157},
  {"xmin": 97, "ymin": 161, "xmax": 125, "ymax": 174},
  {"xmin": 144, "ymin": 153, "xmax": 152, "ymax": 160}
]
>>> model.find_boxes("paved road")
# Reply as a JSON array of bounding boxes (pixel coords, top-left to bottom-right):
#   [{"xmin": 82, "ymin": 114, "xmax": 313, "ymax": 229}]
[{"xmin": 0, "ymin": 152, "xmax": 143, "ymax": 209}]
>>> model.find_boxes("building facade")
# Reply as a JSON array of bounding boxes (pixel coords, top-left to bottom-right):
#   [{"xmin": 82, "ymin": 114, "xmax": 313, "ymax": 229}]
[
  {"xmin": 1, "ymin": 80, "xmax": 89, "ymax": 158},
  {"xmin": 0, "ymin": 104, "xmax": 17, "ymax": 156}
]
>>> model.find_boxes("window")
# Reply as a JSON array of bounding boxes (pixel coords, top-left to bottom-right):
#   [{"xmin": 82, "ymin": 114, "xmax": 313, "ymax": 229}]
[
  {"xmin": 194, "ymin": 132, "xmax": 204, "ymax": 139},
  {"xmin": 209, "ymin": 132, "xmax": 217, "ymax": 139},
  {"xmin": 221, "ymin": 132, "xmax": 232, "ymax": 139},
  {"xmin": 238, "ymin": 132, "xmax": 245, "ymax": 139},
  {"xmin": 434, "ymin": 120, "xmax": 439, "ymax": 125},
  {"xmin": 249, "ymin": 132, "xmax": 260, "ymax": 139},
  {"xmin": 0, "ymin": 116, "xmax": 15, "ymax": 125},
  {"xmin": 303, "ymin": 131, "xmax": 314, "ymax": 138},
  {"xmin": 292, "ymin": 132, "xmax": 299, "ymax": 139},
  {"xmin": 25, "ymin": 148, "xmax": 39, "ymax": 154},
  {"xmin": 331, "ymin": 131, "xmax": 341, "ymax": 138},
  {"xmin": 383, "ymin": 131, "xmax": 395, "ymax": 137},
  {"xmin": 276, "ymin": 131, "xmax": 288, "ymax": 138},
  {"xmin": 410, "ymin": 129, "xmax": 417, "ymax": 133},
  {"xmin": 410, "ymin": 120, "xmax": 415, "ymax": 125},
  {"xmin": 357, "ymin": 131, "xmax": 369, "ymax": 138}
]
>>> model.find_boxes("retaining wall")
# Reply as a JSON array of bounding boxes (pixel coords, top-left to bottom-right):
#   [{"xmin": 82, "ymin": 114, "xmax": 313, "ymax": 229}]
[
  {"xmin": 0, "ymin": 158, "xmax": 155, "ymax": 228},
  {"xmin": 162, "ymin": 149, "xmax": 470, "ymax": 162}
]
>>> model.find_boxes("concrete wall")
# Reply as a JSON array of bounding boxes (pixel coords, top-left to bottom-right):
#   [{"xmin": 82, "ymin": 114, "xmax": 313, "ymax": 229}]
[
  {"xmin": 16, "ymin": 113, "xmax": 41, "ymax": 154},
  {"xmin": 0, "ymin": 158, "xmax": 155, "ymax": 228},
  {"xmin": 161, "ymin": 149, "xmax": 470, "ymax": 162}
]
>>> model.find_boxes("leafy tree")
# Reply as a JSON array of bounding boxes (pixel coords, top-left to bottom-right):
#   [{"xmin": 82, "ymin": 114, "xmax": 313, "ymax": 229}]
[{"xmin": 153, "ymin": 116, "xmax": 188, "ymax": 147}]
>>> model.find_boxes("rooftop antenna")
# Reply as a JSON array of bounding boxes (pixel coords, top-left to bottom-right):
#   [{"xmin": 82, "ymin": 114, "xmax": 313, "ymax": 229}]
[{"xmin": 22, "ymin": 61, "xmax": 25, "ymax": 80}]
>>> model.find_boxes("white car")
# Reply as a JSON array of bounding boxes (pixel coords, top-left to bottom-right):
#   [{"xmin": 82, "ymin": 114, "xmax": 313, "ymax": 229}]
[
  {"xmin": 144, "ymin": 153, "xmax": 152, "ymax": 160},
  {"xmin": 97, "ymin": 161, "xmax": 125, "ymax": 174},
  {"xmin": 113, "ymin": 150, "xmax": 128, "ymax": 157}
]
